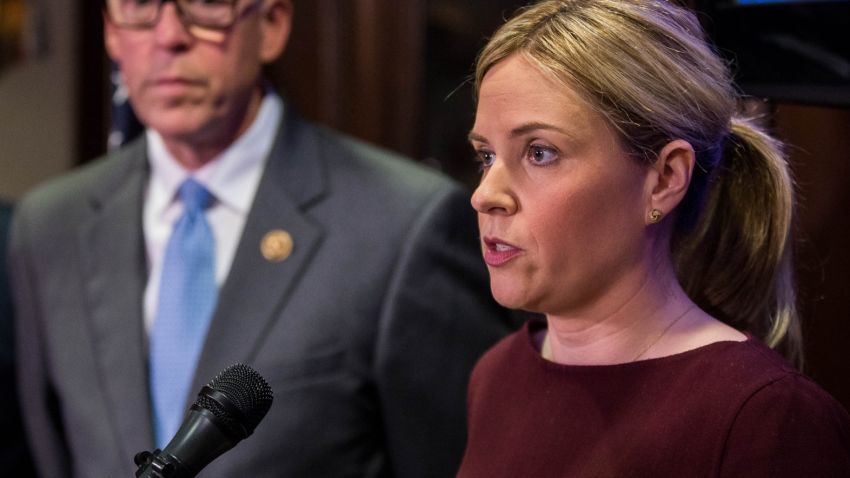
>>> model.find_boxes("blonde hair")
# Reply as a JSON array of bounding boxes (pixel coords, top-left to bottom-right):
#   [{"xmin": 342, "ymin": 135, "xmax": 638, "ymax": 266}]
[{"xmin": 475, "ymin": 0, "xmax": 801, "ymax": 365}]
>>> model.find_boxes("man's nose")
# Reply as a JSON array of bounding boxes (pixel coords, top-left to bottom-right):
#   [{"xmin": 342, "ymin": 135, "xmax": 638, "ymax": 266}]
[{"xmin": 153, "ymin": 2, "xmax": 193, "ymax": 48}]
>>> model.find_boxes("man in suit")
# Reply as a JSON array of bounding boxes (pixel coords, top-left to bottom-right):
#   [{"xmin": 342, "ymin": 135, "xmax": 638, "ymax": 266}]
[{"xmin": 9, "ymin": 1, "xmax": 510, "ymax": 476}]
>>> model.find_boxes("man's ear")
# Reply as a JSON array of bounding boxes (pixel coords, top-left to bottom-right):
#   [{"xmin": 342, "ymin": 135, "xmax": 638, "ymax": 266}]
[
  {"xmin": 259, "ymin": 0, "xmax": 293, "ymax": 63},
  {"xmin": 644, "ymin": 139, "xmax": 696, "ymax": 225}
]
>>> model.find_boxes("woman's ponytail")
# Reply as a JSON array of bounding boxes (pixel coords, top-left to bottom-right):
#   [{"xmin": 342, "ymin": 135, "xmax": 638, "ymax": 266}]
[{"xmin": 674, "ymin": 116, "xmax": 801, "ymax": 366}]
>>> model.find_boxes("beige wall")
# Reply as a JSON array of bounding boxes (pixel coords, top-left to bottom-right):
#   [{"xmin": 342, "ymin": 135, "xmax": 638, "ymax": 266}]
[{"xmin": 0, "ymin": 0, "xmax": 77, "ymax": 200}]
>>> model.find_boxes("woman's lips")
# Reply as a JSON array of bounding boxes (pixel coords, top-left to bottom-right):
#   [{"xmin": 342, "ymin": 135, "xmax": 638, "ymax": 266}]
[{"xmin": 482, "ymin": 237, "xmax": 523, "ymax": 266}]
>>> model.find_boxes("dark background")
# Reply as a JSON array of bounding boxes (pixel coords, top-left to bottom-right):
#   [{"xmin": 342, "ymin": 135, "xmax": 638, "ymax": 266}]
[{"xmin": 71, "ymin": 0, "xmax": 850, "ymax": 410}]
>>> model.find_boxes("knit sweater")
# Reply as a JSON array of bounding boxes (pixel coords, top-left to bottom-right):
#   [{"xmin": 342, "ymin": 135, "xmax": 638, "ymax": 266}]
[{"xmin": 458, "ymin": 320, "xmax": 850, "ymax": 477}]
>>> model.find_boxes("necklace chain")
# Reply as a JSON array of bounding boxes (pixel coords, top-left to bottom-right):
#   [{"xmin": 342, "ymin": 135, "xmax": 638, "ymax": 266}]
[
  {"xmin": 540, "ymin": 306, "xmax": 694, "ymax": 363},
  {"xmin": 630, "ymin": 306, "xmax": 693, "ymax": 362}
]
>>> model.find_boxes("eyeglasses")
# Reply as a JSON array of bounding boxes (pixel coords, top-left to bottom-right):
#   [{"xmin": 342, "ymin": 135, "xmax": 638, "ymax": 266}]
[{"xmin": 104, "ymin": 0, "xmax": 258, "ymax": 30}]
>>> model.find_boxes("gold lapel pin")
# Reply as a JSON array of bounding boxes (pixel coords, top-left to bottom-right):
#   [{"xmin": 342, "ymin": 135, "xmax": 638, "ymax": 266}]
[{"xmin": 260, "ymin": 229, "xmax": 294, "ymax": 262}]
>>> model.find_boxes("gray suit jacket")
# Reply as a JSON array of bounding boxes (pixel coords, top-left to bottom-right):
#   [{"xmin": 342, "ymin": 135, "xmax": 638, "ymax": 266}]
[{"xmin": 10, "ymin": 110, "xmax": 510, "ymax": 477}]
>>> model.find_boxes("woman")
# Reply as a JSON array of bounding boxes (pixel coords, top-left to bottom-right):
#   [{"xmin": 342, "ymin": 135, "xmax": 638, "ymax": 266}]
[{"xmin": 457, "ymin": 1, "xmax": 850, "ymax": 476}]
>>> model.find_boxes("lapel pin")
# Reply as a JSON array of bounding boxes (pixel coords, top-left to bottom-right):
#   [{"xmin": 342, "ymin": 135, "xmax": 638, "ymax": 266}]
[{"xmin": 260, "ymin": 229, "xmax": 294, "ymax": 262}]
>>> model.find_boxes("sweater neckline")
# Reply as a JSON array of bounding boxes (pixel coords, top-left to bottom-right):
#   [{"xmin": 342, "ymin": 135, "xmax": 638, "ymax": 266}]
[{"xmin": 523, "ymin": 318, "xmax": 755, "ymax": 370}]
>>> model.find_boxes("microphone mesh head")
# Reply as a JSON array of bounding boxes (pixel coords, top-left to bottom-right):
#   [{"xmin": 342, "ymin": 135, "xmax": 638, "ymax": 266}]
[{"xmin": 194, "ymin": 363, "xmax": 273, "ymax": 438}]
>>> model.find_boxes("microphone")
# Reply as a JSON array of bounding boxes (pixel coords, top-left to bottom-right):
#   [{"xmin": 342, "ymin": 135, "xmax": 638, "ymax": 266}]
[{"xmin": 134, "ymin": 363, "xmax": 273, "ymax": 478}]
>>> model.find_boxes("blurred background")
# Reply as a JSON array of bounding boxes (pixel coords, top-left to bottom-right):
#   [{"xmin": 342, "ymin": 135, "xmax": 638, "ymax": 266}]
[{"xmin": 1, "ymin": 0, "xmax": 849, "ymax": 412}]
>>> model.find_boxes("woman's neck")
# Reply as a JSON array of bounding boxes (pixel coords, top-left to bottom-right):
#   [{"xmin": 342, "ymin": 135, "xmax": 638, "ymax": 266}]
[{"xmin": 541, "ymin": 256, "xmax": 731, "ymax": 365}]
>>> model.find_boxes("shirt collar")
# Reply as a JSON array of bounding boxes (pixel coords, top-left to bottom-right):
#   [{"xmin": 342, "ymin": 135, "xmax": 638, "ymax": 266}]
[{"xmin": 146, "ymin": 91, "xmax": 284, "ymax": 217}]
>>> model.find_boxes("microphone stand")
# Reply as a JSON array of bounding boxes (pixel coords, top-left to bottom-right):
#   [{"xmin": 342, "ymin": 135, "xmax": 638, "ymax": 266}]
[{"xmin": 134, "ymin": 449, "xmax": 179, "ymax": 478}]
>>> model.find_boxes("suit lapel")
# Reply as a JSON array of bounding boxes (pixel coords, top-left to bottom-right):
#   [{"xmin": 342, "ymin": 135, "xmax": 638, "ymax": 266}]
[
  {"xmin": 79, "ymin": 139, "xmax": 154, "ymax": 459},
  {"xmin": 191, "ymin": 113, "xmax": 328, "ymax": 396}
]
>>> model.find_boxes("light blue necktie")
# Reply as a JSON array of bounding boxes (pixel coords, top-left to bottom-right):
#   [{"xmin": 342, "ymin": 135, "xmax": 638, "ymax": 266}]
[{"xmin": 150, "ymin": 178, "xmax": 217, "ymax": 448}]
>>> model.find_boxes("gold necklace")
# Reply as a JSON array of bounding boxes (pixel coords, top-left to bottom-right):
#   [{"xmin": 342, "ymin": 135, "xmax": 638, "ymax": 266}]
[
  {"xmin": 540, "ymin": 306, "xmax": 694, "ymax": 363},
  {"xmin": 630, "ymin": 306, "xmax": 693, "ymax": 362}
]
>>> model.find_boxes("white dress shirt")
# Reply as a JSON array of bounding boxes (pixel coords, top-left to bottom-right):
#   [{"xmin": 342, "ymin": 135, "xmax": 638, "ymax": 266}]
[{"xmin": 142, "ymin": 92, "xmax": 284, "ymax": 333}]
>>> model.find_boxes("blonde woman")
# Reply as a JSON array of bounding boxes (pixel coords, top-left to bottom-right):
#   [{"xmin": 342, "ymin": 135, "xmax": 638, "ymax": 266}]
[{"xmin": 458, "ymin": 1, "xmax": 850, "ymax": 476}]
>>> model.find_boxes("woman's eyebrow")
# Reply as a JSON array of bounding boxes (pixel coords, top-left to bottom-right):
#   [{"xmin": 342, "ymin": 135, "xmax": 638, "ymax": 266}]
[
  {"xmin": 509, "ymin": 122, "xmax": 569, "ymax": 138},
  {"xmin": 468, "ymin": 122, "xmax": 573, "ymax": 143}
]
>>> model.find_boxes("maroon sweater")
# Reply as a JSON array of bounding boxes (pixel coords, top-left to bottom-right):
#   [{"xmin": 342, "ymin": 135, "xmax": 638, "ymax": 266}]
[{"xmin": 458, "ymin": 320, "xmax": 850, "ymax": 477}]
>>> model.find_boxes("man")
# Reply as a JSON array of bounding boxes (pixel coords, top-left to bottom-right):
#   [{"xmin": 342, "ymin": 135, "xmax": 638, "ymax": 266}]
[{"xmin": 10, "ymin": 1, "xmax": 510, "ymax": 476}]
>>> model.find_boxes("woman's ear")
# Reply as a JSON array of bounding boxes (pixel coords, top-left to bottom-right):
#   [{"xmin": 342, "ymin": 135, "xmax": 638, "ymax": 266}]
[
  {"xmin": 644, "ymin": 139, "xmax": 695, "ymax": 225},
  {"xmin": 259, "ymin": 0, "xmax": 293, "ymax": 64}
]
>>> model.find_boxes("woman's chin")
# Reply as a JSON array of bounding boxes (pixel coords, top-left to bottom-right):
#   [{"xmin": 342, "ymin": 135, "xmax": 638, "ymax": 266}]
[{"xmin": 490, "ymin": 284, "xmax": 534, "ymax": 311}]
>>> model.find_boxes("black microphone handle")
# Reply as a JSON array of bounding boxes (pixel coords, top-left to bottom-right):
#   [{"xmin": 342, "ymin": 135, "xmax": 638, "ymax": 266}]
[{"xmin": 136, "ymin": 407, "xmax": 238, "ymax": 478}]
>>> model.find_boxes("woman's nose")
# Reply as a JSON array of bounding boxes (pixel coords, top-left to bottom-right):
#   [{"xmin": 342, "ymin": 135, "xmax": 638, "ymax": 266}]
[{"xmin": 471, "ymin": 163, "xmax": 517, "ymax": 216}]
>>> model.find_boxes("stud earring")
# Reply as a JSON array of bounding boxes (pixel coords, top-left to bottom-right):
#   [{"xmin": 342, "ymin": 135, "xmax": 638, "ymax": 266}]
[{"xmin": 648, "ymin": 209, "xmax": 663, "ymax": 223}]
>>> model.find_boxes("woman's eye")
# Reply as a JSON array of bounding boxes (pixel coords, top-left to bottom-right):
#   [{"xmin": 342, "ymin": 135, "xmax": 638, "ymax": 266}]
[
  {"xmin": 527, "ymin": 145, "xmax": 558, "ymax": 166},
  {"xmin": 476, "ymin": 149, "xmax": 496, "ymax": 169}
]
